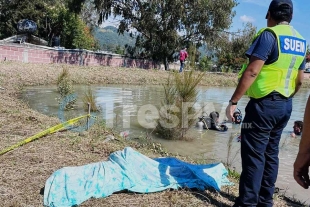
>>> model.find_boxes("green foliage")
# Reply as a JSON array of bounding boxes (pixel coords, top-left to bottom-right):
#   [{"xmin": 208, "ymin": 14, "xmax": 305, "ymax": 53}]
[
  {"xmin": 0, "ymin": 0, "xmax": 98, "ymax": 50},
  {"xmin": 57, "ymin": 67, "xmax": 76, "ymax": 110},
  {"xmin": 186, "ymin": 43, "xmax": 213, "ymax": 72},
  {"xmin": 67, "ymin": 0, "xmax": 85, "ymax": 14},
  {"xmin": 0, "ymin": 0, "xmax": 47, "ymax": 39},
  {"xmin": 48, "ymin": 7, "xmax": 99, "ymax": 50},
  {"xmin": 114, "ymin": 45, "xmax": 125, "ymax": 55},
  {"xmin": 216, "ymin": 22, "xmax": 257, "ymax": 72},
  {"xmin": 156, "ymin": 70, "xmax": 204, "ymax": 140},
  {"xmin": 228, "ymin": 168, "xmax": 240, "ymax": 181},
  {"xmin": 57, "ymin": 68, "xmax": 73, "ymax": 97},
  {"xmin": 94, "ymin": 0, "xmax": 238, "ymax": 70},
  {"xmin": 198, "ymin": 56, "xmax": 212, "ymax": 72},
  {"xmin": 72, "ymin": 18, "xmax": 99, "ymax": 50},
  {"xmin": 219, "ymin": 56, "xmax": 248, "ymax": 73}
]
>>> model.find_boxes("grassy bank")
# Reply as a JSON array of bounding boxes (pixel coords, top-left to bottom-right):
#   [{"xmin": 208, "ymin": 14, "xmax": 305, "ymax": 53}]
[{"xmin": 0, "ymin": 61, "xmax": 307, "ymax": 206}]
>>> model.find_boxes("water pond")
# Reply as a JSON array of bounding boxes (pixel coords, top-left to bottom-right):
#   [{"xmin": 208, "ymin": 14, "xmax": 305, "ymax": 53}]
[{"xmin": 21, "ymin": 84, "xmax": 310, "ymax": 204}]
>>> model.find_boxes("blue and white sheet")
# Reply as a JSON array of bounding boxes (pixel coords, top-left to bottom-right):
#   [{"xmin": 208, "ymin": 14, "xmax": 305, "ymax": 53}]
[{"xmin": 43, "ymin": 147, "xmax": 232, "ymax": 207}]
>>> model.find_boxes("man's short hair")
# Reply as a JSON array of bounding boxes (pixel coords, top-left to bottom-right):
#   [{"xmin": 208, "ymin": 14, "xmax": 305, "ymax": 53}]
[
  {"xmin": 294, "ymin": 120, "xmax": 303, "ymax": 131},
  {"xmin": 265, "ymin": 0, "xmax": 293, "ymax": 23},
  {"xmin": 209, "ymin": 111, "xmax": 219, "ymax": 119}
]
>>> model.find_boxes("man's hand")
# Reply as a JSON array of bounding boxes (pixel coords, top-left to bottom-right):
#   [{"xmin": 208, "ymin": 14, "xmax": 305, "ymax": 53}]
[
  {"xmin": 226, "ymin": 104, "xmax": 237, "ymax": 123},
  {"xmin": 294, "ymin": 152, "xmax": 310, "ymax": 189}
]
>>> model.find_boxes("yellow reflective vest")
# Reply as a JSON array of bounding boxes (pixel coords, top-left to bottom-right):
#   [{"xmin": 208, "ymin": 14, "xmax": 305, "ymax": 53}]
[{"xmin": 239, "ymin": 25, "xmax": 306, "ymax": 98}]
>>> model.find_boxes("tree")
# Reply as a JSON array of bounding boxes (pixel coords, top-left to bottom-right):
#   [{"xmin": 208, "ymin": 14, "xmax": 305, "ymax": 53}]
[
  {"xmin": 80, "ymin": 0, "xmax": 99, "ymax": 29},
  {"xmin": 0, "ymin": 0, "xmax": 48, "ymax": 39},
  {"xmin": 198, "ymin": 56, "xmax": 212, "ymax": 72},
  {"xmin": 93, "ymin": 0, "xmax": 238, "ymax": 70},
  {"xmin": 156, "ymin": 70, "xmax": 204, "ymax": 140},
  {"xmin": 216, "ymin": 22, "xmax": 257, "ymax": 72},
  {"xmin": 115, "ymin": 45, "xmax": 124, "ymax": 55},
  {"xmin": 0, "ymin": 0, "xmax": 98, "ymax": 50},
  {"xmin": 52, "ymin": 7, "xmax": 99, "ymax": 50}
]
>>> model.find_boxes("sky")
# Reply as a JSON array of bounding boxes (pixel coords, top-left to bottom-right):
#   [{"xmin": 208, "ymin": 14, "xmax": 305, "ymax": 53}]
[{"xmin": 231, "ymin": 0, "xmax": 310, "ymax": 45}]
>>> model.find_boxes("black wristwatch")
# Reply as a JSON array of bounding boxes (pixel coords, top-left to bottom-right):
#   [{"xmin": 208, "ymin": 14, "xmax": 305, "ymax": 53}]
[{"xmin": 229, "ymin": 100, "xmax": 238, "ymax": 105}]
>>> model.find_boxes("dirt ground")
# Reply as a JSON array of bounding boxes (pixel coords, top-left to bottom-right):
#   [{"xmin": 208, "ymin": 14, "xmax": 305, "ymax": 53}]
[{"xmin": 0, "ymin": 61, "xmax": 308, "ymax": 207}]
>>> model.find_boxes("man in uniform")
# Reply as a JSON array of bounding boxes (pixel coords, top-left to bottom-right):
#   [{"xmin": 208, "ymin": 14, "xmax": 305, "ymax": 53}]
[{"xmin": 225, "ymin": 0, "xmax": 306, "ymax": 206}]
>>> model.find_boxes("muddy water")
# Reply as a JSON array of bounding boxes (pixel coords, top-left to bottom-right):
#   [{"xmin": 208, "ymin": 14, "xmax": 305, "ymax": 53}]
[{"xmin": 21, "ymin": 84, "xmax": 310, "ymax": 204}]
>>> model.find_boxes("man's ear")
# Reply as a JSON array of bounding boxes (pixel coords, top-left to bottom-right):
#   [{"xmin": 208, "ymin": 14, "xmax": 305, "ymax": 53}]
[
  {"xmin": 290, "ymin": 14, "xmax": 293, "ymax": 22},
  {"xmin": 265, "ymin": 11, "xmax": 270, "ymax": 19}
]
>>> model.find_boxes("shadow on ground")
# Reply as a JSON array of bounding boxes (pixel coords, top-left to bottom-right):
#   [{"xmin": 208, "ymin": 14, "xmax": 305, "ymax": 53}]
[
  {"xmin": 189, "ymin": 188, "xmax": 236, "ymax": 207},
  {"xmin": 191, "ymin": 187, "xmax": 306, "ymax": 207}
]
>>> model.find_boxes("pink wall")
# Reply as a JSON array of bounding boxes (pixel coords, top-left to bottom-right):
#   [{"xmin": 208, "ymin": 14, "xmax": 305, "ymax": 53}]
[{"xmin": 0, "ymin": 43, "xmax": 157, "ymax": 69}]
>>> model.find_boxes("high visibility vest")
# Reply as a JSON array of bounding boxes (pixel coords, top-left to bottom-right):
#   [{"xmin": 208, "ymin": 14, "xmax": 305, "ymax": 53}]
[{"xmin": 239, "ymin": 25, "xmax": 306, "ymax": 98}]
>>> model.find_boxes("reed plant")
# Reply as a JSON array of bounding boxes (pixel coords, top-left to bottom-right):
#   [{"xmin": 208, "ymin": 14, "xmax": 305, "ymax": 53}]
[
  {"xmin": 57, "ymin": 67, "xmax": 76, "ymax": 110},
  {"xmin": 226, "ymin": 132, "xmax": 241, "ymax": 168},
  {"xmin": 82, "ymin": 87, "xmax": 99, "ymax": 112},
  {"xmin": 156, "ymin": 70, "xmax": 204, "ymax": 140}
]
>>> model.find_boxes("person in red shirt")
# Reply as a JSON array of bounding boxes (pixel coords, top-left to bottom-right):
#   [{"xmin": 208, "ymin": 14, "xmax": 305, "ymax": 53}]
[{"xmin": 179, "ymin": 47, "xmax": 188, "ymax": 72}]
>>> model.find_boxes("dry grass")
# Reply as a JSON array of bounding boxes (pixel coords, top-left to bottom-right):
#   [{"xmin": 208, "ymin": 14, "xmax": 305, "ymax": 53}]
[
  {"xmin": 0, "ymin": 61, "xmax": 240, "ymax": 92},
  {"xmin": 0, "ymin": 61, "xmax": 308, "ymax": 207}
]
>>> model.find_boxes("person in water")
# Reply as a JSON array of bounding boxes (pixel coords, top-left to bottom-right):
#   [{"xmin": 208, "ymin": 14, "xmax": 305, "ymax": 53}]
[
  {"xmin": 197, "ymin": 111, "xmax": 228, "ymax": 131},
  {"xmin": 291, "ymin": 120, "xmax": 303, "ymax": 138}
]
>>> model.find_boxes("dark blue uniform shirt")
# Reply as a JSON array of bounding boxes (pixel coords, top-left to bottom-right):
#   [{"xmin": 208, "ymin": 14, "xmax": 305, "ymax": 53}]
[{"xmin": 245, "ymin": 31, "xmax": 306, "ymax": 69}]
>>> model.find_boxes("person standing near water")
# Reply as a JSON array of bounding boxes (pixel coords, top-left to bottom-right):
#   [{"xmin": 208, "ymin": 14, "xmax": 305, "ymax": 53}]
[
  {"xmin": 225, "ymin": 0, "xmax": 306, "ymax": 206},
  {"xmin": 179, "ymin": 47, "xmax": 188, "ymax": 73},
  {"xmin": 294, "ymin": 95, "xmax": 310, "ymax": 190}
]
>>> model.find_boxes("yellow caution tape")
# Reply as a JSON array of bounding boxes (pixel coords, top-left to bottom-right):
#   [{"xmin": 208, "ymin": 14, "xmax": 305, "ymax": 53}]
[{"xmin": 0, "ymin": 114, "xmax": 89, "ymax": 156}]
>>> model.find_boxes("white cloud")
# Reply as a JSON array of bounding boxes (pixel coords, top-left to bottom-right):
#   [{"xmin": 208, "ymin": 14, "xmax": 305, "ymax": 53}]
[
  {"xmin": 240, "ymin": 15, "xmax": 255, "ymax": 23},
  {"xmin": 242, "ymin": 0, "xmax": 271, "ymax": 7}
]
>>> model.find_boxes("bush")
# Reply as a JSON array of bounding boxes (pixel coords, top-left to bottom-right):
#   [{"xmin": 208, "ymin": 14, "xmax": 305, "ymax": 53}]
[
  {"xmin": 198, "ymin": 56, "xmax": 211, "ymax": 72},
  {"xmin": 57, "ymin": 67, "xmax": 76, "ymax": 110},
  {"xmin": 156, "ymin": 70, "xmax": 204, "ymax": 140}
]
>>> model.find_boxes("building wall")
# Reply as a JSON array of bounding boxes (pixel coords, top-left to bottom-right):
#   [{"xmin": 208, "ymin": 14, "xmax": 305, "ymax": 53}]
[{"xmin": 0, "ymin": 43, "xmax": 158, "ymax": 69}]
